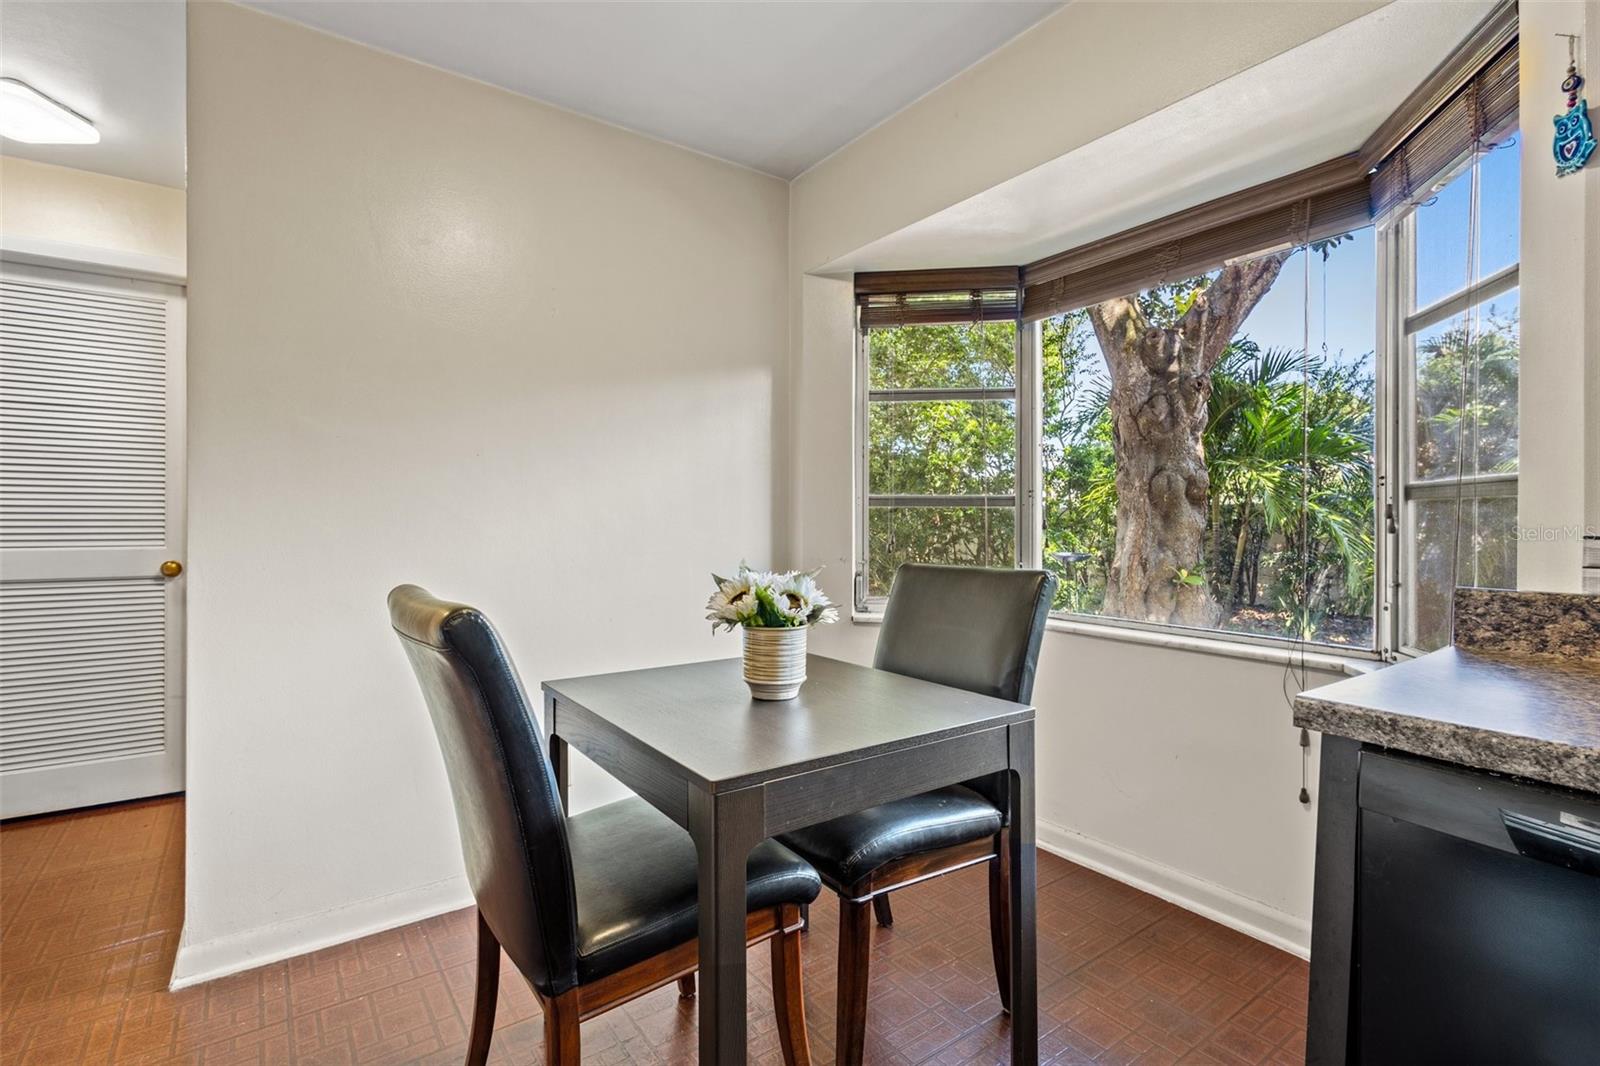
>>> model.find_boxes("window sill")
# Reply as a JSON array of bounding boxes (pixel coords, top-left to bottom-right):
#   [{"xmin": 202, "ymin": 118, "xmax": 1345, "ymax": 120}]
[{"xmin": 850, "ymin": 611, "xmax": 1378, "ymax": 677}]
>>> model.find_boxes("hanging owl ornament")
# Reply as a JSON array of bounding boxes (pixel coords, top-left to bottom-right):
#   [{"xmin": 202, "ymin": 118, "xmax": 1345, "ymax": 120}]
[{"xmin": 1554, "ymin": 47, "xmax": 1596, "ymax": 177}]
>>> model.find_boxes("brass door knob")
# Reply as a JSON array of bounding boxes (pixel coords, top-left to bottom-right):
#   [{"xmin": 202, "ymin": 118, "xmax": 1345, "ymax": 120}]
[{"xmin": 160, "ymin": 560, "xmax": 183, "ymax": 578}]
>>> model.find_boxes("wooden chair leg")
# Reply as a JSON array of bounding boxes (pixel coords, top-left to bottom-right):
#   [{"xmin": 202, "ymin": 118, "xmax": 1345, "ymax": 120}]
[
  {"xmin": 988, "ymin": 831, "xmax": 1012, "ymax": 1013},
  {"xmin": 771, "ymin": 907, "xmax": 812, "ymax": 1066},
  {"xmin": 872, "ymin": 894, "xmax": 894, "ymax": 928},
  {"xmin": 466, "ymin": 910, "xmax": 499, "ymax": 1066},
  {"xmin": 542, "ymin": 989, "xmax": 580, "ymax": 1066},
  {"xmin": 676, "ymin": 974, "xmax": 696, "ymax": 999},
  {"xmin": 836, "ymin": 897, "xmax": 873, "ymax": 1066}
]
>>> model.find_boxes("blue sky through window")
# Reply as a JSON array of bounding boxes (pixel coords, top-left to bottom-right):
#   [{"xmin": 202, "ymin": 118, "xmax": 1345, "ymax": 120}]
[
  {"xmin": 1416, "ymin": 133, "xmax": 1521, "ymax": 307},
  {"xmin": 1237, "ymin": 228, "xmax": 1376, "ymax": 372},
  {"xmin": 1233, "ymin": 133, "xmax": 1520, "ymax": 369}
]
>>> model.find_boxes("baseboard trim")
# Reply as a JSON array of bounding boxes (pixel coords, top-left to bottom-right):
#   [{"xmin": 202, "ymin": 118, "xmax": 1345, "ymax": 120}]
[
  {"xmin": 168, "ymin": 826, "xmax": 1308, "ymax": 989},
  {"xmin": 168, "ymin": 875, "xmax": 473, "ymax": 990},
  {"xmin": 1036, "ymin": 818, "xmax": 1310, "ymax": 959}
]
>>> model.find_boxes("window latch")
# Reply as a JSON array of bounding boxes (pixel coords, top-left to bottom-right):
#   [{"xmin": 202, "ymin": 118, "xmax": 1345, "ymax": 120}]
[{"xmin": 1384, "ymin": 501, "xmax": 1397, "ymax": 536}]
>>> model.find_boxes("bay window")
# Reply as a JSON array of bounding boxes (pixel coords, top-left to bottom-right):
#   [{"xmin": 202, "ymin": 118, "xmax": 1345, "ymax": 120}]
[{"xmin": 854, "ymin": 7, "xmax": 1518, "ymax": 660}]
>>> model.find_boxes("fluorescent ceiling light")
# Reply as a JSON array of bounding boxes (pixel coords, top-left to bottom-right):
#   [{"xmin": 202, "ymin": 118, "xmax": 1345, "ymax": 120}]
[{"xmin": 0, "ymin": 79, "xmax": 99, "ymax": 144}]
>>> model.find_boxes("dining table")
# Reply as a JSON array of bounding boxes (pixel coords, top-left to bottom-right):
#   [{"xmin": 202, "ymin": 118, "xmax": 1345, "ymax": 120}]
[{"xmin": 541, "ymin": 653, "xmax": 1039, "ymax": 1065}]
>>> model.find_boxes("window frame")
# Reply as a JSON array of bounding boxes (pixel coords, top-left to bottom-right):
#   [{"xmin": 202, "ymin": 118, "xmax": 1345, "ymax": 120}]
[
  {"xmin": 1378, "ymin": 143, "xmax": 1520, "ymax": 657},
  {"xmin": 853, "ymin": 312, "xmax": 1035, "ymax": 610},
  {"xmin": 855, "ymin": 275, "xmax": 1390, "ymax": 658},
  {"xmin": 1027, "ymin": 260, "xmax": 1388, "ymax": 659}
]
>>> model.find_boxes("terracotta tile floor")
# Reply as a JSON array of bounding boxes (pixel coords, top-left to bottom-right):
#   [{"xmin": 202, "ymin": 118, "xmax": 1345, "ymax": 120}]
[{"xmin": 0, "ymin": 797, "xmax": 1308, "ymax": 1065}]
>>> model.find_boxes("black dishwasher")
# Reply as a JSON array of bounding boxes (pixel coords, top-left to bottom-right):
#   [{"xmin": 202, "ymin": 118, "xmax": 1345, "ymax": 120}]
[{"xmin": 1356, "ymin": 754, "xmax": 1600, "ymax": 1065}]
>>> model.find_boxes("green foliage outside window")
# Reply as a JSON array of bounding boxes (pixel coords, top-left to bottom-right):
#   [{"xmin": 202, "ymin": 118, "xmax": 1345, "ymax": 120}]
[
  {"xmin": 1045, "ymin": 303, "xmax": 1381, "ymax": 642},
  {"xmin": 866, "ymin": 321, "xmax": 1018, "ymax": 595},
  {"xmin": 864, "ymin": 279, "xmax": 1519, "ymax": 649}
]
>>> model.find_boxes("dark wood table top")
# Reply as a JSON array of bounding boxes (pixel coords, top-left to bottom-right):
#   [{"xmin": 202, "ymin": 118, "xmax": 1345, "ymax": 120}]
[{"xmin": 542, "ymin": 654, "xmax": 1032, "ymax": 792}]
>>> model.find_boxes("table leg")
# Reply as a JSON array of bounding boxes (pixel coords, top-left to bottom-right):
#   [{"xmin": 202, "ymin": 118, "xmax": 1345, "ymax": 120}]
[
  {"xmin": 1008, "ymin": 721, "xmax": 1038, "ymax": 1065},
  {"xmin": 689, "ymin": 784, "xmax": 764, "ymax": 1065},
  {"xmin": 543, "ymin": 693, "xmax": 569, "ymax": 813}
]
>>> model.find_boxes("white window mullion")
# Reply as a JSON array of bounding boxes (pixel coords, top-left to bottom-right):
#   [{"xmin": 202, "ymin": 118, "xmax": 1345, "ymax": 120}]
[
  {"xmin": 854, "ymin": 313, "xmax": 871, "ymax": 610},
  {"xmin": 1375, "ymin": 212, "xmax": 1408, "ymax": 658},
  {"xmin": 1016, "ymin": 318, "xmax": 1042, "ymax": 570}
]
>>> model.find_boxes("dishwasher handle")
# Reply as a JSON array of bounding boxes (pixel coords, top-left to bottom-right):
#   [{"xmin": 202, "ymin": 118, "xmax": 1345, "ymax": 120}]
[{"xmin": 1500, "ymin": 809, "xmax": 1600, "ymax": 877}]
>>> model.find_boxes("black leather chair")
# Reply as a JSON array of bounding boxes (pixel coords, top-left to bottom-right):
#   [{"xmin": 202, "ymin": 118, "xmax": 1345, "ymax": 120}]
[
  {"xmin": 388, "ymin": 585, "xmax": 822, "ymax": 1066},
  {"xmin": 776, "ymin": 564, "xmax": 1054, "ymax": 1066}
]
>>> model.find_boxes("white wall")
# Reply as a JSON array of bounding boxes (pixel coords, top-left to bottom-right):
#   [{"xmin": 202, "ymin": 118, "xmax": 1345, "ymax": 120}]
[
  {"xmin": 1590, "ymin": 1, "xmax": 1600, "ymax": 536},
  {"xmin": 174, "ymin": 2, "xmax": 788, "ymax": 986},
  {"xmin": 1517, "ymin": 0, "xmax": 1598, "ymax": 589},
  {"xmin": 0, "ymin": 155, "xmax": 186, "ymax": 269},
  {"xmin": 813, "ymin": 617, "xmax": 1336, "ymax": 952}
]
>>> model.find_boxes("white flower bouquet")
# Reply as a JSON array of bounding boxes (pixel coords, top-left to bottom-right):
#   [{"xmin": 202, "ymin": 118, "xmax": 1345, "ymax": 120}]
[
  {"xmin": 705, "ymin": 566, "xmax": 840, "ymax": 632},
  {"xmin": 706, "ymin": 566, "xmax": 837, "ymax": 700}
]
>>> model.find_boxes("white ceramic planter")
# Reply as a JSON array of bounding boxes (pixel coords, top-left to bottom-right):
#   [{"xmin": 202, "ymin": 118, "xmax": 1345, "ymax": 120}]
[{"xmin": 742, "ymin": 625, "xmax": 807, "ymax": 700}]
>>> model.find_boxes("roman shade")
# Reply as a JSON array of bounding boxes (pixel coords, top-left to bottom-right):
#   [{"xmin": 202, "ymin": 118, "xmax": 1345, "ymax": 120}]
[
  {"xmin": 1365, "ymin": 0, "xmax": 1519, "ymax": 218},
  {"xmin": 1020, "ymin": 156, "xmax": 1371, "ymax": 321},
  {"xmin": 856, "ymin": 267, "xmax": 1020, "ymax": 328},
  {"xmin": 857, "ymin": 0, "xmax": 1516, "ymax": 326}
]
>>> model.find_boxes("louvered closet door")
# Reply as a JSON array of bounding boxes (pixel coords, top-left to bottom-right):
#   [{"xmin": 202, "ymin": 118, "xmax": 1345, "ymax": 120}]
[{"xmin": 0, "ymin": 262, "xmax": 185, "ymax": 818}]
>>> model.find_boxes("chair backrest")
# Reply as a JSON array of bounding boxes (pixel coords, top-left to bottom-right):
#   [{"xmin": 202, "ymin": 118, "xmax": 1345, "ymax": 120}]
[
  {"xmin": 388, "ymin": 584, "xmax": 579, "ymax": 996},
  {"xmin": 874, "ymin": 564, "xmax": 1056, "ymax": 704}
]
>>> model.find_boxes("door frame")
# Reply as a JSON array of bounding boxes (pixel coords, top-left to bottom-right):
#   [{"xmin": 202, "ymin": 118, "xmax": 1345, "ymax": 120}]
[{"xmin": 1, "ymin": 249, "xmax": 187, "ymax": 817}]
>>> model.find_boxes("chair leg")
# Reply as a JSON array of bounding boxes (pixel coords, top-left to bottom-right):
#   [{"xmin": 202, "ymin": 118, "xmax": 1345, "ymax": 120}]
[
  {"xmin": 836, "ymin": 897, "xmax": 873, "ymax": 1066},
  {"xmin": 799, "ymin": 901, "xmax": 810, "ymax": 932},
  {"xmin": 466, "ymin": 910, "xmax": 499, "ymax": 1066},
  {"xmin": 988, "ymin": 831, "xmax": 1012, "ymax": 1014},
  {"xmin": 542, "ymin": 989, "xmax": 580, "ymax": 1066},
  {"xmin": 677, "ymin": 974, "xmax": 696, "ymax": 999},
  {"xmin": 771, "ymin": 907, "xmax": 812, "ymax": 1066},
  {"xmin": 872, "ymin": 894, "xmax": 894, "ymax": 928}
]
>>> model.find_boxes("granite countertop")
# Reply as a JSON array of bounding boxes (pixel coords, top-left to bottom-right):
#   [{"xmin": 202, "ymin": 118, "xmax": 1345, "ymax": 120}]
[{"xmin": 1294, "ymin": 590, "xmax": 1600, "ymax": 794}]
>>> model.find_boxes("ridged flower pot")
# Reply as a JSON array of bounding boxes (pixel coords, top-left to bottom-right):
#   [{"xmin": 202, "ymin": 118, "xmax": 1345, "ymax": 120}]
[{"xmin": 743, "ymin": 625, "xmax": 807, "ymax": 701}]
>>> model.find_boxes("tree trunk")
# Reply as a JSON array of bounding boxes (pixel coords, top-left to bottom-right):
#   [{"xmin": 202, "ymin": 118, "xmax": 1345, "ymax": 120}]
[
  {"xmin": 1229, "ymin": 507, "xmax": 1251, "ymax": 609},
  {"xmin": 1088, "ymin": 255, "xmax": 1288, "ymax": 626}
]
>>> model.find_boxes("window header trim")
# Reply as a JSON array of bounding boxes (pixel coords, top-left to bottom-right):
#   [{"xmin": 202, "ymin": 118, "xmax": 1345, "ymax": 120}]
[{"xmin": 1018, "ymin": 155, "xmax": 1371, "ymax": 321}]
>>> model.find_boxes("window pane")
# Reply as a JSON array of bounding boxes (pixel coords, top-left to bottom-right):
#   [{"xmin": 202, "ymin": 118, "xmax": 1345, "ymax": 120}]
[
  {"xmin": 867, "ymin": 506, "xmax": 1015, "ymax": 597},
  {"xmin": 1041, "ymin": 233, "xmax": 1377, "ymax": 648},
  {"xmin": 869, "ymin": 399, "xmax": 1016, "ymax": 496},
  {"xmin": 867, "ymin": 321, "xmax": 1016, "ymax": 391},
  {"xmin": 1414, "ymin": 135, "xmax": 1521, "ymax": 311},
  {"xmin": 1411, "ymin": 288, "xmax": 1520, "ymax": 481},
  {"xmin": 1042, "ymin": 313, "xmax": 1115, "ymax": 616},
  {"xmin": 1405, "ymin": 494, "xmax": 1518, "ymax": 651},
  {"xmin": 1414, "ymin": 160, "xmax": 1472, "ymax": 310},
  {"xmin": 1477, "ymin": 133, "xmax": 1521, "ymax": 282}
]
